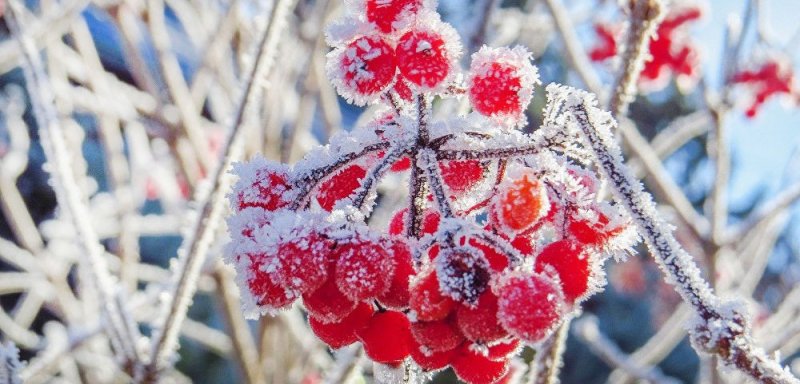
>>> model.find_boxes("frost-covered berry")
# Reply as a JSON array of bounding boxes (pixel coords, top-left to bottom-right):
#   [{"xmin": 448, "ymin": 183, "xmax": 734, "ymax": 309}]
[
  {"xmin": 335, "ymin": 236, "xmax": 396, "ymax": 301},
  {"xmin": 410, "ymin": 269, "xmax": 455, "ymax": 321},
  {"xmin": 357, "ymin": 310, "xmax": 413, "ymax": 364},
  {"xmin": 410, "ymin": 341, "xmax": 457, "ymax": 372},
  {"xmin": 451, "ymin": 344, "xmax": 510, "ymax": 384},
  {"xmin": 327, "ymin": 35, "xmax": 397, "ymax": 105},
  {"xmin": 496, "ymin": 272, "xmax": 564, "ymax": 343},
  {"xmin": 388, "ymin": 208, "xmax": 440, "ymax": 236},
  {"xmin": 277, "ymin": 231, "xmax": 332, "ymax": 294},
  {"xmin": 567, "ymin": 206, "xmax": 628, "ymax": 247},
  {"xmin": 468, "ymin": 46, "xmax": 539, "ymax": 125},
  {"xmin": 232, "ymin": 158, "xmax": 292, "ymax": 212},
  {"xmin": 494, "ymin": 171, "xmax": 549, "ymax": 233},
  {"xmin": 377, "ymin": 239, "xmax": 415, "ymax": 309},
  {"xmin": 316, "ymin": 164, "xmax": 367, "ymax": 211},
  {"xmin": 534, "ymin": 240, "xmax": 592, "ymax": 303},
  {"xmin": 455, "ymin": 292, "xmax": 508, "ymax": 343},
  {"xmin": 303, "ymin": 276, "xmax": 358, "ymax": 323},
  {"xmin": 365, "ymin": 0, "xmax": 423, "ymax": 33},
  {"xmin": 309, "ymin": 302, "xmax": 374, "ymax": 348},
  {"xmin": 410, "ymin": 315, "xmax": 465, "ymax": 352},
  {"xmin": 440, "ymin": 160, "xmax": 486, "ymax": 196},
  {"xmin": 486, "ymin": 339, "xmax": 521, "ymax": 361},
  {"xmin": 396, "ymin": 19, "xmax": 461, "ymax": 89},
  {"xmin": 244, "ymin": 254, "xmax": 297, "ymax": 311},
  {"xmin": 435, "ymin": 247, "xmax": 491, "ymax": 304}
]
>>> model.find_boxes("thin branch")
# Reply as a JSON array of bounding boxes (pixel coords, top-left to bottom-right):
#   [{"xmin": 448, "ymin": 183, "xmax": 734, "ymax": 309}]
[
  {"xmin": 527, "ymin": 319, "xmax": 570, "ymax": 384},
  {"xmin": 608, "ymin": 0, "xmax": 665, "ymax": 118},
  {"xmin": 723, "ymin": 181, "xmax": 800, "ymax": 245},
  {"xmin": 5, "ymin": 0, "xmax": 141, "ymax": 369},
  {"xmin": 143, "ymin": 0, "xmax": 298, "ymax": 379},
  {"xmin": 566, "ymin": 89, "xmax": 799, "ymax": 384},
  {"xmin": 542, "ymin": 0, "xmax": 604, "ymax": 95},
  {"xmin": 574, "ymin": 316, "xmax": 681, "ymax": 384}
]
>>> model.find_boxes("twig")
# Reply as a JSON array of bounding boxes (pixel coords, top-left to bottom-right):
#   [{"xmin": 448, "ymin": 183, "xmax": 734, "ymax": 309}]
[
  {"xmin": 143, "ymin": 0, "xmax": 298, "ymax": 379},
  {"xmin": 527, "ymin": 319, "xmax": 570, "ymax": 384},
  {"xmin": 563, "ymin": 86, "xmax": 799, "ymax": 384},
  {"xmin": 574, "ymin": 316, "xmax": 681, "ymax": 384},
  {"xmin": 542, "ymin": 0, "xmax": 604, "ymax": 95},
  {"xmin": 5, "ymin": 0, "xmax": 141, "ymax": 370},
  {"xmin": 608, "ymin": 0, "xmax": 665, "ymax": 118}
]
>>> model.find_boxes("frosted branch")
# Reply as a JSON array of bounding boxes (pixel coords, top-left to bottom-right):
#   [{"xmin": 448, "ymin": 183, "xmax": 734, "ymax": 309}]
[
  {"xmin": 564, "ymin": 88, "xmax": 799, "ymax": 384},
  {"xmin": 143, "ymin": 0, "xmax": 298, "ymax": 379}
]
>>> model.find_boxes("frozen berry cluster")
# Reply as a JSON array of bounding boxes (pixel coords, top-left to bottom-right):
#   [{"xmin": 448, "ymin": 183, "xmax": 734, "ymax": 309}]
[
  {"xmin": 590, "ymin": 3, "xmax": 703, "ymax": 90},
  {"xmin": 224, "ymin": 1, "xmax": 635, "ymax": 383},
  {"xmin": 732, "ymin": 56, "xmax": 797, "ymax": 118}
]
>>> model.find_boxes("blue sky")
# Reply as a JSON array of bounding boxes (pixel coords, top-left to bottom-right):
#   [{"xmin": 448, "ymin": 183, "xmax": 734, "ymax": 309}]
[{"xmin": 695, "ymin": 1, "xmax": 800, "ymax": 207}]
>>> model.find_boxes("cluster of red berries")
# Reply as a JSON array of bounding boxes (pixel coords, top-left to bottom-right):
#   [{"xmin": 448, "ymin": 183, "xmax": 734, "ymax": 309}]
[
  {"xmin": 225, "ymin": 1, "xmax": 634, "ymax": 383},
  {"xmin": 732, "ymin": 57, "xmax": 797, "ymax": 118},
  {"xmin": 590, "ymin": 4, "xmax": 703, "ymax": 90}
]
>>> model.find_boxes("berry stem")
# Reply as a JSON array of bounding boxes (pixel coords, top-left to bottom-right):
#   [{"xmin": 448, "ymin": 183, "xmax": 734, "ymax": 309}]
[
  {"xmin": 352, "ymin": 144, "xmax": 412, "ymax": 214},
  {"xmin": 436, "ymin": 143, "xmax": 545, "ymax": 161},
  {"xmin": 291, "ymin": 142, "xmax": 391, "ymax": 210},
  {"xmin": 528, "ymin": 319, "xmax": 570, "ymax": 384}
]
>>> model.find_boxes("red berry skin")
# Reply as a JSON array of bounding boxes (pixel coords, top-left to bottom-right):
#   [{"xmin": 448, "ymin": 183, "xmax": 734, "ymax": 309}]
[
  {"xmin": 494, "ymin": 173, "xmax": 549, "ymax": 233},
  {"xmin": 411, "ymin": 315, "xmax": 465, "ymax": 352},
  {"xmin": 455, "ymin": 292, "xmax": 508, "ymax": 343},
  {"xmin": 440, "ymin": 160, "xmax": 485, "ymax": 195},
  {"xmin": 357, "ymin": 311, "xmax": 413, "ymax": 365},
  {"xmin": 410, "ymin": 270, "xmax": 455, "ymax": 322},
  {"xmin": 410, "ymin": 341, "xmax": 458, "ymax": 372},
  {"xmin": 397, "ymin": 30, "xmax": 451, "ymax": 89},
  {"xmin": 237, "ymin": 169, "xmax": 291, "ymax": 212},
  {"xmin": 365, "ymin": 0, "xmax": 422, "ymax": 33},
  {"xmin": 469, "ymin": 62, "xmax": 523, "ymax": 117},
  {"xmin": 332, "ymin": 36, "xmax": 397, "ymax": 101},
  {"xmin": 496, "ymin": 272, "xmax": 565, "ymax": 343},
  {"xmin": 335, "ymin": 238, "xmax": 396, "ymax": 301},
  {"xmin": 567, "ymin": 211, "xmax": 625, "ymax": 246},
  {"xmin": 388, "ymin": 208, "xmax": 440, "ymax": 236},
  {"xmin": 309, "ymin": 302, "xmax": 374, "ymax": 349},
  {"xmin": 317, "ymin": 164, "xmax": 367, "ymax": 211},
  {"xmin": 278, "ymin": 233, "xmax": 332, "ymax": 294},
  {"xmin": 534, "ymin": 240, "xmax": 591, "ymax": 303},
  {"xmin": 391, "ymin": 156, "xmax": 412, "ymax": 172},
  {"xmin": 486, "ymin": 339, "xmax": 521, "ymax": 361},
  {"xmin": 377, "ymin": 239, "xmax": 415, "ymax": 309},
  {"xmin": 303, "ymin": 276, "xmax": 357, "ymax": 323},
  {"xmin": 452, "ymin": 345, "xmax": 510, "ymax": 384},
  {"xmin": 246, "ymin": 254, "xmax": 297, "ymax": 310}
]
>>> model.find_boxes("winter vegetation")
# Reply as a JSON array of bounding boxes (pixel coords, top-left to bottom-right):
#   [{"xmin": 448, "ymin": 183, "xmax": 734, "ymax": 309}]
[{"xmin": 1, "ymin": 0, "xmax": 800, "ymax": 383}]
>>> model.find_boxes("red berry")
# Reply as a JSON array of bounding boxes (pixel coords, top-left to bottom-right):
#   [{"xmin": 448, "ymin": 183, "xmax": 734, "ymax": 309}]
[
  {"xmin": 534, "ymin": 240, "xmax": 593, "ymax": 303},
  {"xmin": 303, "ymin": 276, "xmax": 357, "ymax": 323},
  {"xmin": 357, "ymin": 310, "xmax": 413, "ymax": 364},
  {"xmin": 468, "ymin": 46, "xmax": 538, "ymax": 124},
  {"xmin": 567, "ymin": 208, "xmax": 626, "ymax": 246},
  {"xmin": 245, "ymin": 254, "xmax": 297, "ymax": 310},
  {"xmin": 496, "ymin": 272, "xmax": 564, "ymax": 343},
  {"xmin": 410, "ymin": 315, "xmax": 465, "ymax": 352},
  {"xmin": 455, "ymin": 292, "xmax": 508, "ymax": 343},
  {"xmin": 233, "ymin": 161, "xmax": 292, "ymax": 212},
  {"xmin": 451, "ymin": 344, "xmax": 510, "ymax": 384},
  {"xmin": 494, "ymin": 171, "xmax": 549, "ymax": 233},
  {"xmin": 309, "ymin": 302, "xmax": 374, "ymax": 349},
  {"xmin": 365, "ymin": 0, "xmax": 423, "ymax": 33},
  {"xmin": 410, "ymin": 269, "xmax": 455, "ymax": 321},
  {"xmin": 388, "ymin": 208, "xmax": 440, "ymax": 236},
  {"xmin": 335, "ymin": 237, "xmax": 396, "ymax": 301},
  {"xmin": 470, "ymin": 62, "xmax": 522, "ymax": 116},
  {"xmin": 377, "ymin": 239, "xmax": 415, "ymax": 309},
  {"xmin": 440, "ymin": 160, "xmax": 485, "ymax": 195},
  {"xmin": 317, "ymin": 164, "xmax": 367, "ymax": 211},
  {"xmin": 410, "ymin": 341, "xmax": 457, "ymax": 372},
  {"xmin": 329, "ymin": 35, "xmax": 397, "ymax": 104},
  {"xmin": 397, "ymin": 29, "xmax": 454, "ymax": 89},
  {"xmin": 277, "ymin": 232, "xmax": 332, "ymax": 294},
  {"xmin": 435, "ymin": 247, "xmax": 491, "ymax": 304},
  {"xmin": 391, "ymin": 156, "xmax": 412, "ymax": 172},
  {"xmin": 393, "ymin": 76, "xmax": 414, "ymax": 101},
  {"xmin": 486, "ymin": 339, "xmax": 521, "ymax": 361}
]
